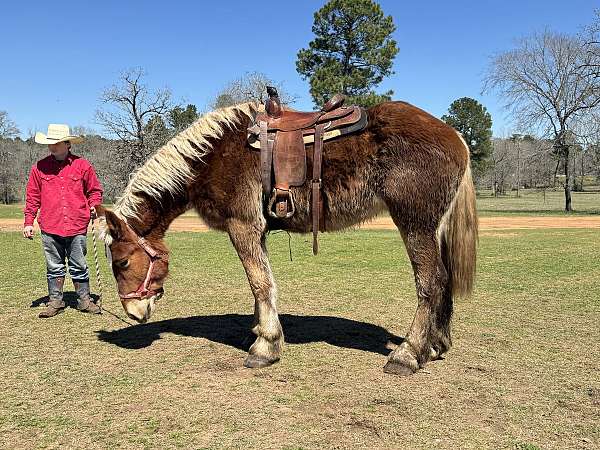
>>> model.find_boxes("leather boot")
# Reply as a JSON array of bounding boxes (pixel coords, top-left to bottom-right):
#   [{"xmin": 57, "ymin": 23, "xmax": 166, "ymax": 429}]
[
  {"xmin": 73, "ymin": 280, "xmax": 101, "ymax": 314},
  {"xmin": 39, "ymin": 277, "xmax": 66, "ymax": 318}
]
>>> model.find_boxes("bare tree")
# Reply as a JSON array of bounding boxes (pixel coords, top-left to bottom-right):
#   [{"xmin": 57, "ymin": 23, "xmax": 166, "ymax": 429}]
[
  {"xmin": 489, "ymin": 138, "xmax": 521, "ymax": 196},
  {"xmin": 0, "ymin": 138, "xmax": 16, "ymax": 204},
  {"xmin": 0, "ymin": 111, "xmax": 19, "ymax": 138},
  {"xmin": 520, "ymin": 137, "xmax": 556, "ymax": 188},
  {"xmin": 0, "ymin": 112, "xmax": 20, "ymax": 203},
  {"xmin": 484, "ymin": 135, "xmax": 556, "ymax": 196},
  {"xmin": 490, "ymin": 139, "xmax": 510, "ymax": 196},
  {"xmin": 211, "ymin": 71, "xmax": 297, "ymax": 109},
  {"xmin": 581, "ymin": 11, "xmax": 600, "ymax": 77},
  {"xmin": 590, "ymin": 140, "xmax": 600, "ymax": 179},
  {"xmin": 96, "ymin": 68, "xmax": 173, "ymax": 178},
  {"xmin": 484, "ymin": 31, "xmax": 600, "ymax": 211},
  {"xmin": 73, "ymin": 134, "xmax": 122, "ymax": 202}
]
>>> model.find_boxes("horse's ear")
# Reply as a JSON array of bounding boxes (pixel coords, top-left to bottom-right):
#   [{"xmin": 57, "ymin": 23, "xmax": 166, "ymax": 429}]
[
  {"xmin": 99, "ymin": 209, "xmax": 126, "ymax": 244},
  {"xmin": 95, "ymin": 205, "xmax": 106, "ymax": 218}
]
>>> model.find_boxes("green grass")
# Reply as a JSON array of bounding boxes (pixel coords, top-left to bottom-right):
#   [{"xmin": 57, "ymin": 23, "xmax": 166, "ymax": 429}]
[
  {"xmin": 0, "ymin": 229, "xmax": 598, "ymax": 449},
  {"xmin": 0, "ymin": 204, "xmax": 24, "ymax": 219},
  {"xmin": 477, "ymin": 188, "xmax": 600, "ymax": 215}
]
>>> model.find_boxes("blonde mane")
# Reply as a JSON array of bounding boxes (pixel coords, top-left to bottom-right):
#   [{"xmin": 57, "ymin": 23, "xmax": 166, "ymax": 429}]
[{"xmin": 114, "ymin": 102, "xmax": 258, "ymax": 220}]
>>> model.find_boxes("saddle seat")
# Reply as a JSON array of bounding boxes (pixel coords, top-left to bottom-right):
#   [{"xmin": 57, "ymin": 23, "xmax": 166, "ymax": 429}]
[
  {"xmin": 247, "ymin": 87, "xmax": 368, "ymax": 254},
  {"xmin": 260, "ymin": 91, "xmax": 348, "ymax": 132}
]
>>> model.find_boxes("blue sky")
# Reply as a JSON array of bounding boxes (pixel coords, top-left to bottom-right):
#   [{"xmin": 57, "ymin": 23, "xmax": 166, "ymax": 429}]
[{"xmin": 1, "ymin": 0, "xmax": 596, "ymax": 137}]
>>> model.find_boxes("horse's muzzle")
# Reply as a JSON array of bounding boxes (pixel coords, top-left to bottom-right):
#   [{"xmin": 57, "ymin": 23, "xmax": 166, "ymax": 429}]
[{"xmin": 123, "ymin": 289, "xmax": 163, "ymax": 323}]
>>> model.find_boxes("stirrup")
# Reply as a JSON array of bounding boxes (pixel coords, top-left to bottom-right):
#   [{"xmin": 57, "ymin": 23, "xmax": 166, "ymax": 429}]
[{"xmin": 268, "ymin": 188, "xmax": 295, "ymax": 219}]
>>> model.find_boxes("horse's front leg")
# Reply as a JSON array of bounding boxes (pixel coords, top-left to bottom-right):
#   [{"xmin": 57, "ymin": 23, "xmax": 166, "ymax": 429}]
[{"xmin": 226, "ymin": 218, "xmax": 283, "ymax": 368}]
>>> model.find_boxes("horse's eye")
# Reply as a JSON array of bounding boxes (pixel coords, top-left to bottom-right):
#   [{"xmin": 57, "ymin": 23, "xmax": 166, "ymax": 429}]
[{"xmin": 115, "ymin": 259, "xmax": 130, "ymax": 269}]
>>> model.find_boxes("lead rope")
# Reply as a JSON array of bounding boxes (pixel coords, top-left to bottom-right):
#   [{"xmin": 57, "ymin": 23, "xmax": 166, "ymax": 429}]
[{"xmin": 90, "ymin": 214, "xmax": 103, "ymax": 313}]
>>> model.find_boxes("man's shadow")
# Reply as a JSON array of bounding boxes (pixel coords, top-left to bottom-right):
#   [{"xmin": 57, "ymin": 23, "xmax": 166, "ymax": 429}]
[
  {"xmin": 31, "ymin": 292, "xmax": 101, "ymax": 309},
  {"xmin": 96, "ymin": 313, "xmax": 404, "ymax": 356}
]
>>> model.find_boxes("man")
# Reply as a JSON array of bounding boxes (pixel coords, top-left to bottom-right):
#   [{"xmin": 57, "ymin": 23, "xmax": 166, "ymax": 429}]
[{"xmin": 23, "ymin": 124, "xmax": 103, "ymax": 318}]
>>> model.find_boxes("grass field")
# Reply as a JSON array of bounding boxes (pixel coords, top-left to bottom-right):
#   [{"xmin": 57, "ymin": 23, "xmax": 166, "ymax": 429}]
[
  {"xmin": 477, "ymin": 189, "xmax": 600, "ymax": 215},
  {"xmin": 2, "ymin": 188, "xmax": 599, "ymax": 221},
  {"xmin": 0, "ymin": 204, "xmax": 23, "ymax": 219},
  {"xmin": 0, "ymin": 229, "xmax": 598, "ymax": 449}
]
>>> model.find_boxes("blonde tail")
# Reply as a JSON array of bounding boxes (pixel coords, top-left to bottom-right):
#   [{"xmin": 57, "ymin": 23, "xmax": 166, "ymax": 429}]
[{"xmin": 440, "ymin": 162, "xmax": 478, "ymax": 298}]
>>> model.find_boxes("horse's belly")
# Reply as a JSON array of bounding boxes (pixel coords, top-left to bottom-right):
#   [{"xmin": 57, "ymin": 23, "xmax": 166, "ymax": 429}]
[{"xmin": 267, "ymin": 181, "xmax": 387, "ymax": 233}]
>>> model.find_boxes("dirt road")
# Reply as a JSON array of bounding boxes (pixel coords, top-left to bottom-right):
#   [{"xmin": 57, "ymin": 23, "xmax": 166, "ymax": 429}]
[{"xmin": 2, "ymin": 215, "xmax": 600, "ymax": 233}]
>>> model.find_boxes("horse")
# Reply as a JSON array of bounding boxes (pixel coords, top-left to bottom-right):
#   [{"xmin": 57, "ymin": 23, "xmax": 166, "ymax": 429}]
[{"xmin": 96, "ymin": 100, "xmax": 478, "ymax": 376}]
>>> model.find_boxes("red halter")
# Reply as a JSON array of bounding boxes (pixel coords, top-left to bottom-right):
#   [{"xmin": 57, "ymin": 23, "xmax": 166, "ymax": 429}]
[{"xmin": 118, "ymin": 224, "xmax": 166, "ymax": 300}]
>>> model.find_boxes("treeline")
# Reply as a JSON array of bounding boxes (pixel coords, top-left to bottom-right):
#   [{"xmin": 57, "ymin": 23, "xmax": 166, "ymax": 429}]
[
  {"xmin": 0, "ymin": 134, "xmax": 139, "ymax": 204},
  {"xmin": 3, "ymin": 130, "xmax": 598, "ymax": 206},
  {"xmin": 479, "ymin": 136, "xmax": 600, "ymax": 195}
]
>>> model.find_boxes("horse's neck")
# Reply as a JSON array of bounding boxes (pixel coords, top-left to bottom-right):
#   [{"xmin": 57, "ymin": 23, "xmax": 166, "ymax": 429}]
[
  {"xmin": 125, "ymin": 197, "xmax": 188, "ymax": 240},
  {"xmin": 122, "ymin": 115, "xmax": 250, "ymax": 237}
]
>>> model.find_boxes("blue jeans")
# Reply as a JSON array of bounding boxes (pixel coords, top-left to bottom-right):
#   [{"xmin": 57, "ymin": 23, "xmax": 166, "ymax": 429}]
[{"xmin": 41, "ymin": 231, "xmax": 89, "ymax": 281}]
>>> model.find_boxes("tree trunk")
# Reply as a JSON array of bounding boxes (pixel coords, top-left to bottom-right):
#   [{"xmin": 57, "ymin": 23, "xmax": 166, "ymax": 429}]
[
  {"xmin": 516, "ymin": 144, "xmax": 521, "ymax": 197},
  {"xmin": 563, "ymin": 148, "xmax": 572, "ymax": 212},
  {"xmin": 580, "ymin": 152, "xmax": 585, "ymax": 192},
  {"xmin": 552, "ymin": 159, "xmax": 560, "ymax": 188}
]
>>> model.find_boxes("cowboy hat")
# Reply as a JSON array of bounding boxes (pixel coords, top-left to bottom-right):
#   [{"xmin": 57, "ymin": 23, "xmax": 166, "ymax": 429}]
[{"xmin": 34, "ymin": 124, "xmax": 84, "ymax": 145}]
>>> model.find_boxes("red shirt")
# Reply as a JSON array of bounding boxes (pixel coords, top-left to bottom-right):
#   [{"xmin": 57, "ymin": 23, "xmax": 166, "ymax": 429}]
[{"xmin": 24, "ymin": 153, "xmax": 103, "ymax": 237}]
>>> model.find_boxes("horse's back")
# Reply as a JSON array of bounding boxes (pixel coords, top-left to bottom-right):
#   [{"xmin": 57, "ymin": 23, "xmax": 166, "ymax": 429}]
[
  {"xmin": 368, "ymin": 101, "xmax": 469, "ymax": 167},
  {"xmin": 315, "ymin": 101, "xmax": 470, "ymax": 231}
]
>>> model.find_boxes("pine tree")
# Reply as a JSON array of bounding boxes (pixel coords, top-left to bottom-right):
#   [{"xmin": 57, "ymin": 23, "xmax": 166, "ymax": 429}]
[
  {"xmin": 442, "ymin": 97, "xmax": 493, "ymax": 170},
  {"xmin": 296, "ymin": 0, "xmax": 398, "ymax": 107}
]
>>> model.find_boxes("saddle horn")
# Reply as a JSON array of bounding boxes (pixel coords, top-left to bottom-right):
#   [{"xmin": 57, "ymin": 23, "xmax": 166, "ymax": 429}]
[
  {"xmin": 265, "ymin": 86, "xmax": 282, "ymax": 118},
  {"xmin": 322, "ymin": 93, "xmax": 345, "ymax": 112}
]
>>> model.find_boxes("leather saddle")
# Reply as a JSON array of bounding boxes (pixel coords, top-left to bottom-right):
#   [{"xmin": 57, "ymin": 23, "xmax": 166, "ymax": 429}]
[{"xmin": 247, "ymin": 87, "xmax": 368, "ymax": 254}]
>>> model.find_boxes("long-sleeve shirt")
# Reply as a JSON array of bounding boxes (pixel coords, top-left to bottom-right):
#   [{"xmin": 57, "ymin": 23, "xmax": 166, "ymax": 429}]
[{"xmin": 24, "ymin": 152, "xmax": 103, "ymax": 237}]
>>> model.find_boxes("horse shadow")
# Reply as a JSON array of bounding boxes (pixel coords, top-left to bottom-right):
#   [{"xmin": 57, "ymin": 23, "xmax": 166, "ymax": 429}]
[{"xmin": 96, "ymin": 313, "xmax": 404, "ymax": 356}]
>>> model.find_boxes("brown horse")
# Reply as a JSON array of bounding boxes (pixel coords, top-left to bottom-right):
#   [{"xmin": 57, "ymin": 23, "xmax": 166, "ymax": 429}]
[{"xmin": 97, "ymin": 100, "xmax": 477, "ymax": 376}]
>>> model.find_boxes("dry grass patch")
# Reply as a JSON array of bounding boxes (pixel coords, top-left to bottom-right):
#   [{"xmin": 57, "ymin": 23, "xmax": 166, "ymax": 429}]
[{"xmin": 0, "ymin": 229, "xmax": 598, "ymax": 449}]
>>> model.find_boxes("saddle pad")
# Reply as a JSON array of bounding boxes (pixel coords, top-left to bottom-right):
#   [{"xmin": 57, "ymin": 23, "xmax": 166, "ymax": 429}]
[{"xmin": 247, "ymin": 109, "xmax": 368, "ymax": 150}]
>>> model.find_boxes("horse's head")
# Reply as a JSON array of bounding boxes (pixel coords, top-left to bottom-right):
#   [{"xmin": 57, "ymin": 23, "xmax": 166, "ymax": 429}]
[{"xmin": 96, "ymin": 206, "xmax": 169, "ymax": 323}]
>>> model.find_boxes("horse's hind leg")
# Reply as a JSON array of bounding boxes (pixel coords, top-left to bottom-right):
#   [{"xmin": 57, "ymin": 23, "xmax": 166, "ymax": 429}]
[
  {"xmin": 384, "ymin": 227, "xmax": 452, "ymax": 376},
  {"xmin": 227, "ymin": 218, "xmax": 284, "ymax": 368}
]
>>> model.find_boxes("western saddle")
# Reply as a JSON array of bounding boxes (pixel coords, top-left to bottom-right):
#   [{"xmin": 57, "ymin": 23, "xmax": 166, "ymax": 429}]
[{"xmin": 248, "ymin": 87, "xmax": 367, "ymax": 254}]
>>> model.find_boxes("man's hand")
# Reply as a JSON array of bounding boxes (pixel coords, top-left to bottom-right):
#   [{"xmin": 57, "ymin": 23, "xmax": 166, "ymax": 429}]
[{"xmin": 23, "ymin": 226, "xmax": 34, "ymax": 239}]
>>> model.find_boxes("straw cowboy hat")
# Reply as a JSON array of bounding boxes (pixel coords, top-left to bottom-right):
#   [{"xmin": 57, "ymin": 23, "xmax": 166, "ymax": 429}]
[{"xmin": 34, "ymin": 124, "xmax": 84, "ymax": 145}]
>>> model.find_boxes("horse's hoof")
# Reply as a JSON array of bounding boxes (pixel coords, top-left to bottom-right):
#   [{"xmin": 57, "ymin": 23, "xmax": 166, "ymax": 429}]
[
  {"xmin": 243, "ymin": 355, "xmax": 279, "ymax": 369},
  {"xmin": 383, "ymin": 361, "xmax": 416, "ymax": 376}
]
